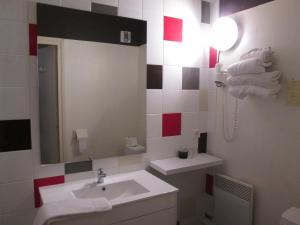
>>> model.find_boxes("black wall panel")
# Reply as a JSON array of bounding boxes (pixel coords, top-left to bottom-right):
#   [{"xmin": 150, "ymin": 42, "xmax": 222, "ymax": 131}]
[
  {"xmin": 0, "ymin": 120, "xmax": 32, "ymax": 152},
  {"xmin": 37, "ymin": 3, "xmax": 147, "ymax": 46},
  {"xmin": 220, "ymin": 0, "xmax": 274, "ymax": 16}
]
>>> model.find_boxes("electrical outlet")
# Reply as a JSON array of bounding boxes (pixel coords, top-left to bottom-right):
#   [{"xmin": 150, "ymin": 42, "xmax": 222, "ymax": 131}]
[{"xmin": 120, "ymin": 31, "xmax": 131, "ymax": 43}]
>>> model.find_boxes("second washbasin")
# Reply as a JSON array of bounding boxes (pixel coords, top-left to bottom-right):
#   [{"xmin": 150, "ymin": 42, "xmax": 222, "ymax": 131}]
[{"xmin": 72, "ymin": 179, "xmax": 149, "ymax": 201}]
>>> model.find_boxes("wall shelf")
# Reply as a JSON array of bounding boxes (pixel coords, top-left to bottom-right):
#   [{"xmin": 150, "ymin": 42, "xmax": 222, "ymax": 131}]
[{"xmin": 150, "ymin": 153, "xmax": 223, "ymax": 175}]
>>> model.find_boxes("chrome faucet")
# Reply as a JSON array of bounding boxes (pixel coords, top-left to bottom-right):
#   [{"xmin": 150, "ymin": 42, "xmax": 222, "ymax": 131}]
[{"xmin": 97, "ymin": 168, "xmax": 106, "ymax": 184}]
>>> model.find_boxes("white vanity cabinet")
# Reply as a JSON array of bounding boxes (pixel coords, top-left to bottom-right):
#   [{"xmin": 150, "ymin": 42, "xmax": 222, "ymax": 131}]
[
  {"xmin": 53, "ymin": 192, "xmax": 177, "ymax": 225},
  {"xmin": 122, "ymin": 208, "xmax": 176, "ymax": 225},
  {"xmin": 42, "ymin": 171, "xmax": 179, "ymax": 225}
]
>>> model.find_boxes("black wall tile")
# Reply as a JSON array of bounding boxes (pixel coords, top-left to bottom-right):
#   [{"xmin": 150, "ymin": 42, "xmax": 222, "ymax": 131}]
[
  {"xmin": 37, "ymin": 3, "xmax": 146, "ymax": 46},
  {"xmin": 65, "ymin": 160, "xmax": 93, "ymax": 174},
  {"xmin": 0, "ymin": 120, "xmax": 32, "ymax": 152},
  {"xmin": 220, "ymin": 0, "xmax": 274, "ymax": 16},
  {"xmin": 198, "ymin": 133, "xmax": 207, "ymax": 153},
  {"xmin": 147, "ymin": 65, "xmax": 163, "ymax": 89},
  {"xmin": 91, "ymin": 3, "xmax": 118, "ymax": 16},
  {"xmin": 201, "ymin": 1, "xmax": 211, "ymax": 24},
  {"xmin": 182, "ymin": 67, "xmax": 199, "ymax": 90}
]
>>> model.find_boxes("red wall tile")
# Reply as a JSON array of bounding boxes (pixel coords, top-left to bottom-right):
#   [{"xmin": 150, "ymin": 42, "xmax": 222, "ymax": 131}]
[
  {"xmin": 34, "ymin": 175, "xmax": 65, "ymax": 208},
  {"xmin": 164, "ymin": 16, "xmax": 183, "ymax": 42},
  {"xmin": 29, "ymin": 24, "xmax": 37, "ymax": 56},
  {"xmin": 205, "ymin": 174, "xmax": 214, "ymax": 195},
  {"xmin": 162, "ymin": 113, "xmax": 181, "ymax": 137},
  {"xmin": 209, "ymin": 47, "xmax": 218, "ymax": 68}
]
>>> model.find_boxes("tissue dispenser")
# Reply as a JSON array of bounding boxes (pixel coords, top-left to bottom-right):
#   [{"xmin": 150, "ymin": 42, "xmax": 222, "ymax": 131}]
[
  {"xmin": 125, "ymin": 137, "xmax": 145, "ymax": 155},
  {"xmin": 74, "ymin": 129, "xmax": 88, "ymax": 153}
]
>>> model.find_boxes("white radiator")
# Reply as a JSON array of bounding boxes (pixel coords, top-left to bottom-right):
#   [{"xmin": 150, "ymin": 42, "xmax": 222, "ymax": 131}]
[{"xmin": 214, "ymin": 174, "xmax": 254, "ymax": 225}]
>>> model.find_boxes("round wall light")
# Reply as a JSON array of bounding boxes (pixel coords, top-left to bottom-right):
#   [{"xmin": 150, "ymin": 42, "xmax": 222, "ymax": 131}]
[{"xmin": 211, "ymin": 17, "xmax": 239, "ymax": 51}]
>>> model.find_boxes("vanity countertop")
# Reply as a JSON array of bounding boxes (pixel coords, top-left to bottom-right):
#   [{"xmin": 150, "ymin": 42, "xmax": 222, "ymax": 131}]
[
  {"xmin": 150, "ymin": 153, "xmax": 224, "ymax": 175},
  {"xmin": 39, "ymin": 170, "xmax": 178, "ymax": 207}
]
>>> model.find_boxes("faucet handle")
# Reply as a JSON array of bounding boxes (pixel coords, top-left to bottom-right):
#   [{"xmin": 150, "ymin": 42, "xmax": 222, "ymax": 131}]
[{"xmin": 97, "ymin": 168, "xmax": 105, "ymax": 175}]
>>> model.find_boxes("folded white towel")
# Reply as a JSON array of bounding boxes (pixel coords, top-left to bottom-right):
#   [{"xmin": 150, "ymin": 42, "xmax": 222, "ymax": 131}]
[
  {"xmin": 227, "ymin": 57, "xmax": 268, "ymax": 76},
  {"xmin": 240, "ymin": 47, "xmax": 273, "ymax": 64},
  {"xmin": 229, "ymin": 85, "xmax": 281, "ymax": 99},
  {"xmin": 33, "ymin": 198, "xmax": 112, "ymax": 225},
  {"xmin": 227, "ymin": 71, "xmax": 281, "ymax": 88}
]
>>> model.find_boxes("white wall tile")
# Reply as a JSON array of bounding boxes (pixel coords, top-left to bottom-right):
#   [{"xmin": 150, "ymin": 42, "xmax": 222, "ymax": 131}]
[
  {"xmin": 0, "ymin": 20, "xmax": 28, "ymax": 55},
  {"xmin": 143, "ymin": 0, "xmax": 163, "ymax": 11},
  {"xmin": 181, "ymin": 0, "xmax": 205, "ymax": 68},
  {"xmin": 147, "ymin": 114, "xmax": 162, "ymax": 138},
  {"xmin": 0, "ymin": 0, "xmax": 28, "ymax": 22},
  {"xmin": 34, "ymin": 164, "xmax": 65, "ymax": 179},
  {"xmin": 0, "ymin": 55, "xmax": 29, "ymax": 87},
  {"xmin": 163, "ymin": 65, "xmax": 182, "ymax": 90},
  {"xmin": 146, "ymin": 90, "xmax": 163, "ymax": 114},
  {"xmin": 163, "ymin": 41, "xmax": 183, "ymax": 66},
  {"xmin": 161, "ymin": 136, "xmax": 183, "ymax": 155},
  {"xmin": 65, "ymin": 171, "xmax": 95, "ymax": 182},
  {"xmin": 93, "ymin": 157, "xmax": 119, "ymax": 170},
  {"xmin": 118, "ymin": 0, "xmax": 142, "ymax": 19},
  {"xmin": 61, "ymin": 0, "xmax": 91, "ymax": 11},
  {"xmin": 92, "ymin": 0, "xmax": 118, "ymax": 7},
  {"xmin": 0, "ymin": 151, "xmax": 33, "ymax": 184},
  {"xmin": 181, "ymin": 0, "xmax": 211, "ymax": 68},
  {"xmin": 162, "ymin": 90, "xmax": 182, "ymax": 113},
  {"xmin": 37, "ymin": 0, "xmax": 61, "ymax": 6},
  {"xmin": 143, "ymin": 1, "xmax": 163, "ymax": 65},
  {"xmin": 145, "ymin": 138, "xmax": 163, "ymax": 161},
  {"xmin": 199, "ymin": 111, "xmax": 208, "ymax": 132},
  {"xmin": 182, "ymin": 90, "xmax": 200, "ymax": 113},
  {"xmin": 0, "ymin": 180, "xmax": 34, "ymax": 214},
  {"xmin": 182, "ymin": 112, "xmax": 200, "ymax": 137},
  {"xmin": 163, "ymin": 0, "xmax": 183, "ymax": 18},
  {"xmin": 181, "ymin": 112, "xmax": 201, "ymax": 148},
  {"xmin": 200, "ymin": 68, "xmax": 210, "ymax": 91},
  {"xmin": 145, "ymin": 137, "xmax": 179, "ymax": 161},
  {"xmin": 0, "ymin": 87, "xmax": 30, "ymax": 120},
  {"xmin": 199, "ymin": 89, "xmax": 208, "ymax": 111}
]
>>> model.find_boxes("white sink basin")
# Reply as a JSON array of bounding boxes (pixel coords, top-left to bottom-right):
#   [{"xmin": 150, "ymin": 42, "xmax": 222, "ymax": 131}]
[
  {"xmin": 72, "ymin": 180, "xmax": 149, "ymax": 200},
  {"xmin": 39, "ymin": 170, "xmax": 178, "ymax": 207}
]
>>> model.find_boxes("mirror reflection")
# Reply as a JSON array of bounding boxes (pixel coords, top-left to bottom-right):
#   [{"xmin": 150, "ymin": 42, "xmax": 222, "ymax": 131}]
[{"xmin": 38, "ymin": 7, "xmax": 146, "ymax": 164}]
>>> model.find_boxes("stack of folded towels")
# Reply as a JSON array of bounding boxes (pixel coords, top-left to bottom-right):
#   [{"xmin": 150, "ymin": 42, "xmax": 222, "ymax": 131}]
[{"xmin": 226, "ymin": 47, "xmax": 281, "ymax": 99}]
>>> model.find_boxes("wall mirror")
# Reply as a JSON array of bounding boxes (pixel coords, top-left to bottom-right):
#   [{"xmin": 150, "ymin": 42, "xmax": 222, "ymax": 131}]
[{"xmin": 37, "ymin": 4, "xmax": 147, "ymax": 164}]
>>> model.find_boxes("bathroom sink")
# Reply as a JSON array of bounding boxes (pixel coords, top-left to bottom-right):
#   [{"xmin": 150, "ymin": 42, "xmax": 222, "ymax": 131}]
[
  {"xmin": 39, "ymin": 170, "xmax": 178, "ymax": 207},
  {"xmin": 72, "ymin": 180, "xmax": 149, "ymax": 201}
]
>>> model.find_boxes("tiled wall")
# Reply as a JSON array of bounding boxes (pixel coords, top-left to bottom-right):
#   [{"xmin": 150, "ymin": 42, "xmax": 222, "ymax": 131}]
[
  {"xmin": 0, "ymin": 0, "xmax": 218, "ymax": 224},
  {"xmin": 0, "ymin": 1, "xmax": 36, "ymax": 224}
]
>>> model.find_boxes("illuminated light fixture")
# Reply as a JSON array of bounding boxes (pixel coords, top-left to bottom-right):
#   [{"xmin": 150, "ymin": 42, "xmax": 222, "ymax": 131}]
[
  {"xmin": 211, "ymin": 17, "xmax": 239, "ymax": 51},
  {"xmin": 211, "ymin": 17, "xmax": 239, "ymax": 87}
]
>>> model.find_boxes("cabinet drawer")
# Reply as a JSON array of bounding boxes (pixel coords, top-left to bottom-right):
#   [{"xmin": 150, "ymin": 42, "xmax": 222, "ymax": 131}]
[{"xmin": 122, "ymin": 208, "xmax": 176, "ymax": 225}]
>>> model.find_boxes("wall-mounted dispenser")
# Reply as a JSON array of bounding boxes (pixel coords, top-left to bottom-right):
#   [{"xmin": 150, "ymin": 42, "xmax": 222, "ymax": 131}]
[
  {"xmin": 74, "ymin": 129, "xmax": 88, "ymax": 153},
  {"xmin": 120, "ymin": 31, "xmax": 131, "ymax": 44}
]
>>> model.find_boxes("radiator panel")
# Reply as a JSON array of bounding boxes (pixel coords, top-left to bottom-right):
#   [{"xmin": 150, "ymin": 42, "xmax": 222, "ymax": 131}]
[{"xmin": 214, "ymin": 174, "xmax": 254, "ymax": 225}]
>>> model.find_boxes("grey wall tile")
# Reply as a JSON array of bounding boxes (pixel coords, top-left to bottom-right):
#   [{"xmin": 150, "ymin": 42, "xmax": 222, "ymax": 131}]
[
  {"xmin": 65, "ymin": 160, "xmax": 93, "ymax": 174},
  {"xmin": 182, "ymin": 67, "xmax": 199, "ymax": 90},
  {"xmin": 91, "ymin": 2, "xmax": 118, "ymax": 16}
]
